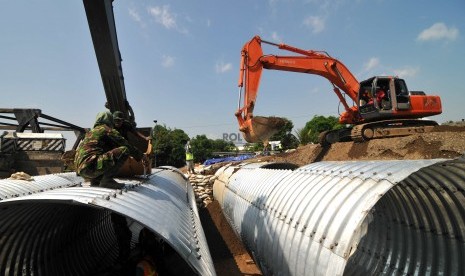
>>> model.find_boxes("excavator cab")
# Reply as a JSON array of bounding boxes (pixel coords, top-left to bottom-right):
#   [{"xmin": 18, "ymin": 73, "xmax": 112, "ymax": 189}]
[
  {"xmin": 357, "ymin": 76, "xmax": 441, "ymax": 121},
  {"xmin": 358, "ymin": 76, "xmax": 413, "ymax": 121}
]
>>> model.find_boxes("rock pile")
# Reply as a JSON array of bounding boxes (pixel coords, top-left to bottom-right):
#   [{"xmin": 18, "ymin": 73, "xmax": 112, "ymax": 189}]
[{"xmin": 188, "ymin": 173, "xmax": 217, "ymax": 208}]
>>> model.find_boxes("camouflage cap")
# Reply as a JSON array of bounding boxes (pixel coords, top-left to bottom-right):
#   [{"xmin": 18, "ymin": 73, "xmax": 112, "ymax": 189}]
[{"xmin": 94, "ymin": 111, "xmax": 114, "ymax": 128}]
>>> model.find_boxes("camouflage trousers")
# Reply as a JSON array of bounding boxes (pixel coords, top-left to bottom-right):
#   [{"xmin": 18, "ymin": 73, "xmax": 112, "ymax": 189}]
[{"xmin": 78, "ymin": 146, "xmax": 130, "ymax": 181}]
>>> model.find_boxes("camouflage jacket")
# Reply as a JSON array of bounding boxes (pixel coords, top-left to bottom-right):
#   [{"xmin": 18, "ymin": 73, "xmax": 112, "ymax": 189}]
[{"xmin": 74, "ymin": 124, "xmax": 144, "ymax": 172}]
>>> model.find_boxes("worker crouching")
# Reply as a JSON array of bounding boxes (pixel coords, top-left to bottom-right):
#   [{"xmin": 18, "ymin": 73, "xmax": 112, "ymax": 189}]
[{"xmin": 74, "ymin": 111, "xmax": 148, "ymax": 189}]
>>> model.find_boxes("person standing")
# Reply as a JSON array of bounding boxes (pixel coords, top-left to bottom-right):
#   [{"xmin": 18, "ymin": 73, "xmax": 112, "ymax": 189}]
[{"xmin": 185, "ymin": 141, "xmax": 195, "ymax": 175}]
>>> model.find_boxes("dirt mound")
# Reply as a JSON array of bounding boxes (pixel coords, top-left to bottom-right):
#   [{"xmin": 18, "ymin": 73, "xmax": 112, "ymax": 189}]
[{"xmin": 259, "ymin": 128, "xmax": 465, "ymax": 166}]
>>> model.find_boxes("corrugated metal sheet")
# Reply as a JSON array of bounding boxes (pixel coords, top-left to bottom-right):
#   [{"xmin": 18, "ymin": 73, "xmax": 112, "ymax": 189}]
[
  {"xmin": 0, "ymin": 172, "xmax": 82, "ymax": 200},
  {"xmin": 213, "ymin": 161, "xmax": 298, "ymax": 206},
  {"xmin": 0, "ymin": 167, "xmax": 216, "ymax": 276},
  {"xmin": 214, "ymin": 158, "xmax": 465, "ymax": 275}
]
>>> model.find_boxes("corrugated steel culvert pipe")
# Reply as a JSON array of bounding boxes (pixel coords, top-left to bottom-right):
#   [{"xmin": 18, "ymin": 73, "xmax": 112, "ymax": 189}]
[
  {"xmin": 213, "ymin": 158, "xmax": 465, "ymax": 275},
  {"xmin": 0, "ymin": 168, "xmax": 216, "ymax": 276}
]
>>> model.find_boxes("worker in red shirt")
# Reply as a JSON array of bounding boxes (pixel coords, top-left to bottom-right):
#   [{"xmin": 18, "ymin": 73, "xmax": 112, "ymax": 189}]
[{"xmin": 376, "ymin": 88, "xmax": 387, "ymax": 109}]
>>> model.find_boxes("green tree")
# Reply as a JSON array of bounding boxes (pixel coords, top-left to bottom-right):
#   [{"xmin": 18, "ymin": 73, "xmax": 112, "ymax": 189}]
[
  {"xmin": 169, "ymin": 129, "xmax": 190, "ymax": 166},
  {"xmin": 152, "ymin": 125, "xmax": 189, "ymax": 167},
  {"xmin": 295, "ymin": 127, "xmax": 312, "ymax": 145},
  {"xmin": 211, "ymin": 139, "xmax": 236, "ymax": 152},
  {"xmin": 298, "ymin": 115, "xmax": 343, "ymax": 144},
  {"xmin": 189, "ymin": 136, "xmax": 237, "ymax": 163},
  {"xmin": 190, "ymin": 135, "xmax": 213, "ymax": 163},
  {"xmin": 268, "ymin": 118, "xmax": 299, "ymax": 150}
]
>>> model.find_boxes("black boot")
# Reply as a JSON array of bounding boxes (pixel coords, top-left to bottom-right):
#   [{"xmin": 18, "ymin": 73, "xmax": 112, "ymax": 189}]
[
  {"xmin": 100, "ymin": 176, "xmax": 125, "ymax": 189},
  {"xmin": 90, "ymin": 175, "xmax": 103, "ymax": 187},
  {"xmin": 99, "ymin": 158, "xmax": 127, "ymax": 189}
]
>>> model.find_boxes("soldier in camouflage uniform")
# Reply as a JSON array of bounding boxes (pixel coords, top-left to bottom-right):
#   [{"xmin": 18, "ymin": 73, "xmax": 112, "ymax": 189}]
[
  {"xmin": 113, "ymin": 111, "xmax": 150, "ymax": 141},
  {"xmin": 74, "ymin": 111, "xmax": 147, "ymax": 189},
  {"xmin": 74, "ymin": 111, "xmax": 148, "ymax": 265}
]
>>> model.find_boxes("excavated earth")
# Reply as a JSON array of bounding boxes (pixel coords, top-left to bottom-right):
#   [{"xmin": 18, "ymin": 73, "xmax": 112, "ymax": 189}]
[{"xmin": 200, "ymin": 125, "xmax": 465, "ymax": 275}]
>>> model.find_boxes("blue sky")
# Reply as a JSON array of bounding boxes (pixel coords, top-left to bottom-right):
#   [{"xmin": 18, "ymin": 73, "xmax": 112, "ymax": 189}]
[{"xmin": 1, "ymin": 0, "xmax": 464, "ymax": 147}]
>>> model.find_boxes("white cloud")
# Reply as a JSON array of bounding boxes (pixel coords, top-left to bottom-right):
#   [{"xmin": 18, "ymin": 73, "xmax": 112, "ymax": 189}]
[
  {"xmin": 129, "ymin": 8, "xmax": 141, "ymax": 23},
  {"xmin": 206, "ymin": 19, "xmax": 211, "ymax": 27},
  {"xmin": 303, "ymin": 16, "xmax": 325, "ymax": 34},
  {"xmin": 363, "ymin": 57, "xmax": 380, "ymax": 71},
  {"xmin": 148, "ymin": 6, "xmax": 175, "ymax": 29},
  {"xmin": 393, "ymin": 67, "xmax": 419, "ymax": 78},
  {"xmin": 269, "ymin": 0, "xmax": 279, "ymax": 5},
  {"xmin": 271, "ymin": 32, "xmax": 282, "ymax": 43},
  {"xmin": 216, "ymin": 61, "xmax": 232, "ymax": 73},
  {"xmin": 128, "ymin": 8, "xmax": 146, "ymax": 28},
  {"xmin": 305, "ymin": 0, "xmax": 345, "ymax": 14},
  {"xmin": 148, "ymin": 5, "xmax": 188, "ymax": 34},
  {"xmin": 162, "ymin": 55, "xmax": 175, "ymax": 68},
  {"xmin": 417, "ymin": 22, "xmax": 459, "ymax": 42}
]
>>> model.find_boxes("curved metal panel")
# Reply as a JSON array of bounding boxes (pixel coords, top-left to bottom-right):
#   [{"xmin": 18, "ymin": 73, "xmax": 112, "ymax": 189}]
[
  {"xmin": 0, "ymin": 168, "xmax": 215, "ymax": 276},
  {"xmin": 213, "ymin": 161, "xmax": 295, "ymax": 207},
  {"xmin": 214, "ymin": 159, "xmax": 465, "ymax": 275},
  {"xmin": 0, "ymin": 172, "xmax": 83, "ymax": 200}
]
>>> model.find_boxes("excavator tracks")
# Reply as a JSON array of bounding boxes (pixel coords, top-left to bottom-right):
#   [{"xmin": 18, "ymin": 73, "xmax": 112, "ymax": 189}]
[
  {"xmin": 322, "ymin": 119, "xmax": 438, "ymax": 145},
  {"xmin": 350, "ymin": 124, "xmax": 364, "ymax": 142},
  {"xmin": 356, "ymin": 119, "xmax": 438, "ymax": 141}
]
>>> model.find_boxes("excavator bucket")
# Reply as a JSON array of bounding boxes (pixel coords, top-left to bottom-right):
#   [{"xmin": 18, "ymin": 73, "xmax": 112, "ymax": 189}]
[{"xmin": 241, "ymin": 116, "xmax": 287, "ymax": 143}]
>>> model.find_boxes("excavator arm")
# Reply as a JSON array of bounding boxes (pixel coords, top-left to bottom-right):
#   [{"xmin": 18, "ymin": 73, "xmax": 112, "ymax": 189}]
[
  {"xmin": 83, "ymin": 0, "xmax": 135, "ymax": 124},
  {"xmin": 82, "ymin": 0, "xmax": 151, "ymax": 176},
  {"xmin": 236, "ymin": 36, "xmax": 361, "ymax": 143}
]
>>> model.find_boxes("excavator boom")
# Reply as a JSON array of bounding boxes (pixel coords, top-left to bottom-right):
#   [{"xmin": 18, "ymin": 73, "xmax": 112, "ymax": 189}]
[
  {"xmin": 83, "ymin": 0, "xmax": 135, "ymax": 123},
  {"xmin": 236, "ymin": 36, "xmax": 361, "ymax": 143}
]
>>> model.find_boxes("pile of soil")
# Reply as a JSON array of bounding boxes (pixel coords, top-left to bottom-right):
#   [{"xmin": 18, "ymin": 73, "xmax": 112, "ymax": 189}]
[
  {"xmin": 199, "ymin": 125, "xmax": 465, "ymax": 275},
  {"xmin": 257, "ymin": 126, "xmax": 465, "ymax": 166}
]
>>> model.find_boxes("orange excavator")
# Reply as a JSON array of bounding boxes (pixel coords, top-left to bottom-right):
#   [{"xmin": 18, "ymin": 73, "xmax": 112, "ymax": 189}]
[{"xmin": 235, "ymin": 36, "xmax": 442, "ymax": 145}]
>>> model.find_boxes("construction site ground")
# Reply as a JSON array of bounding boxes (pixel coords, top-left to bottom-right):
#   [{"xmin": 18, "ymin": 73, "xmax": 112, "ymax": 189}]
[{"xmin": 195, "ymin": 125, "xmax": 465, "ymax": 275}]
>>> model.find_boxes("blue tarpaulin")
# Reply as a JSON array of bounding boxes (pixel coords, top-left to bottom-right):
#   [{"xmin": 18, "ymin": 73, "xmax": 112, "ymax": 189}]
[{"xmin": 203, "ymin": 155, "xmax": 255, "ymax": 166}]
